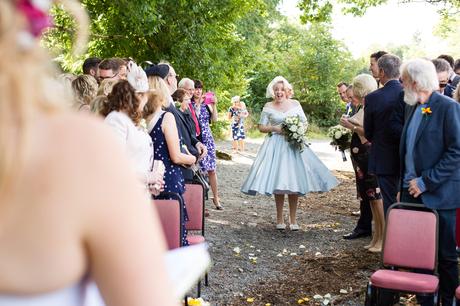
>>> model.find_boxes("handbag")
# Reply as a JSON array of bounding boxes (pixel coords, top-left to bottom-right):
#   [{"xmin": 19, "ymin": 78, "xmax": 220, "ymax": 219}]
[{"xmin": 190, "ymin": 164, "xmax": 210, "ymax": 193}]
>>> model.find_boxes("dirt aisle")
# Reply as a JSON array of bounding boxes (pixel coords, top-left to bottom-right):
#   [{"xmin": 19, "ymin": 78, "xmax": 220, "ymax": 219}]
[{"xmin": 199, "ymin": 138, "xmax": 379, "ymax": 305}]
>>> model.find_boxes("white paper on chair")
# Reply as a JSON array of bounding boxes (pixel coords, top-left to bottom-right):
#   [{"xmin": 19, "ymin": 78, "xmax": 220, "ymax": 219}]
[
  {"xmin": 348, "ymin": 108, "xmax": 364, "ymax": 127},
  {"xmin": 164, "ymin": 244, "xmax": 211, "ymax": 299}
]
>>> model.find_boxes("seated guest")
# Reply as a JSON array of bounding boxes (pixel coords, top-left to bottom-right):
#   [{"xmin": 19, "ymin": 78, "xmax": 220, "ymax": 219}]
[{"xmin": 0, "ymin": 1, "xmax": 177, "ymax": 305}]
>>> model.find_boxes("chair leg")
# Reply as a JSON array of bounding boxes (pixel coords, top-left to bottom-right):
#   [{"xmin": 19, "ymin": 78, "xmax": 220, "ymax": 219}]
[
  {"xmin": 205, "ymin": 272, "xmax": 208, "ymax": 286},
  {"xmin": 365, "ymin": 283, "xmax": 378, "ymax": 306},
  {"xmin": 197, "ymin": 280, "xmax": 201, "ymax": 297},
  {"xmin": 184, "ymin": 295, "xmax": 189, "ymax": 306}
]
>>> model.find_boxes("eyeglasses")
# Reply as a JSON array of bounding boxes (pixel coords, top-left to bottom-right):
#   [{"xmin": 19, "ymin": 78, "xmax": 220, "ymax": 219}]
[
  {"xmin": 99, "ymin": 72, "xmax": 119, "ymax": 80},
  {"xmin": 439, "ymin": 82, "xmax": 448, "ymax": 89}
]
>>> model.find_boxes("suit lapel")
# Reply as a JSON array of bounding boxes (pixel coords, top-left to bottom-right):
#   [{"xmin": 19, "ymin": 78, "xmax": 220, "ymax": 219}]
[{"xmin": 414, "ymin": 92, "xmax": 438, "ymax": 145}]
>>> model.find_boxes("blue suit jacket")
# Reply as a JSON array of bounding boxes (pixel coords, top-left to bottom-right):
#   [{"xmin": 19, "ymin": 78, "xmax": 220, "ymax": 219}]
[
  {"xmin": 400, "ymin": 92, "xmax": 460, "ymax": 210},
  {"xmin": 364, "ymin": 79, "xmax": 404, "ymax": 176}
]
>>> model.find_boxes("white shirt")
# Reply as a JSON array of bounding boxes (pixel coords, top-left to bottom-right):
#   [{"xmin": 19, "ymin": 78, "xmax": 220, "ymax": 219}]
[{"xmin": 104, "ymin": 111, "xmax": 153, "ymax": 178}]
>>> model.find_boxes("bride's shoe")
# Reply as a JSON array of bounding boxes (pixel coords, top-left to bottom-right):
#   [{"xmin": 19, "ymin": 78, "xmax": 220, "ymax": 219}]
[
  {"xmin": 289, "ymin": 224, "xmax": 300, "ymax": 231},
  {"xmin": 276, "ymin": 224, "xmax": 286, "ymax": 230}
]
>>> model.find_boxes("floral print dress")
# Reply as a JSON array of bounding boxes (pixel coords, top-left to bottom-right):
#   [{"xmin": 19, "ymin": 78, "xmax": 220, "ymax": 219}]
[{"xmin": 193, "ymin": 102, "xmax": 216, "ymax": 172}]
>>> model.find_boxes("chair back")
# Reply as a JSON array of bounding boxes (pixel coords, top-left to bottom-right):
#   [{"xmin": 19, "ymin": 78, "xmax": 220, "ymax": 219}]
[
  {"xmin": 153, "ymin": 198, "xmax": 182, "ymax": 250},
  {"xmin": 184, "ymin": 182, "xmax": 205, "ymax": 231},
  {"xmin": 383, "ymin": 203, "xmax": 438, "ymax": 271}
]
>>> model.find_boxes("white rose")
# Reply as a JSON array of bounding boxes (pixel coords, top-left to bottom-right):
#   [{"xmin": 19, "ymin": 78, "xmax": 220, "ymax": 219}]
[
  {"xmin": 298, "ymin": 126, "xmax": 305, "ymax": 134},
  {"xmin": 293, "ymin": 132, "xmax": 299, "ymax": 139},
  {"xmin": 334, "ymin": 131, "xmax": 342, "ymax": 139},
  {"xmin": 289, "ymin": 125, "xmax": 298, "ymax": 132}
]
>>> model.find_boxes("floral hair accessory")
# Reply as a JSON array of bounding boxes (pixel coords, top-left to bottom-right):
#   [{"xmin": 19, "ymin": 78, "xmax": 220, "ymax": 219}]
[
  {"xmin": 127, "ymin": 61, "xmax": 149, "ymax": 93},
  {"xmin": 17, "ymin": 0, "xmax": 53, "ymax": 37},
  {"xmin": 421, "ymin": 106, "xmax": 432, "ymax": 116}
]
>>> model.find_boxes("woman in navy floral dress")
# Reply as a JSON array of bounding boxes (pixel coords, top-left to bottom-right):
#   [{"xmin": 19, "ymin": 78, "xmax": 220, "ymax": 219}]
[
  {"xmin": 148, "ymin": 91, "xmax": 197, "ymax": 246},
  {"xmin": 192, "ymin": 80, "xmax": 222, "ymax": 210}
]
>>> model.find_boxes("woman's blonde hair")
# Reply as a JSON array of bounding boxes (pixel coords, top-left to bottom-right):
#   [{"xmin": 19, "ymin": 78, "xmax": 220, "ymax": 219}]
[
  {"xmin": 0, "ymin": 0, "xmax": 88, "ymax": 192},
  {"xmin": 72, "ymin": 74, "xmax": 98, "ymax": 110},
  {"xmin": 352, "ymin": 74, "xmax": 378, "ymax": 99},
  {"xmin": 145, "ymin": 76, "xmax": 169, "ymax": 116},
  {"xmin": 97, "ymin": 78, "xmax": 118, "ymax": 96},
  {"xmin": 90, "ymin": 95, "xmax": 109, "ymax": 115}
]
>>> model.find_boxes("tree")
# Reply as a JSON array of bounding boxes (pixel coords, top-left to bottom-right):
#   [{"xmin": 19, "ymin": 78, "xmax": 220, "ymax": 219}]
[{"xmin": 297, "ymin": 0, "xmax": 460, "ymax": 24}]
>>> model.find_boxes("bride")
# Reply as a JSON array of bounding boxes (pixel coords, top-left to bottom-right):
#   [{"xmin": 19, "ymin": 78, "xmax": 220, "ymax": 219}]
[{"xmin": 241, "ymin": 76, "xmax": 338, "ymax": 230}]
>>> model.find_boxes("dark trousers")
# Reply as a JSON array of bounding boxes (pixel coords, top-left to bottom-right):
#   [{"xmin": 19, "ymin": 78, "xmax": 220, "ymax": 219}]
[
  {"xmin": 376, "ymin": 175, "xmax": 399, "ymax": 217},
  {"xmin": 355, "ymin": 198, "xmax": 372, "ymax": 233},
  {"xmin": 400, "ymin": 189, "xmax": 458, "ymax": 306}
]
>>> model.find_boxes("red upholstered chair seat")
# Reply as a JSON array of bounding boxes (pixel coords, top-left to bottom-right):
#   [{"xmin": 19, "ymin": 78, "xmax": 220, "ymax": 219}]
[
  {"xmin": 188, "ymin": 235, "xmax": 205, "ymax": 245},
  {"xmin": 371, "ymin": 270, "xmax": 439, "ymax": 293}
]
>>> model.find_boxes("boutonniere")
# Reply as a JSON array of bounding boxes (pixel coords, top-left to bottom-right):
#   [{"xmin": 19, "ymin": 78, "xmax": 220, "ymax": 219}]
[{"xmin": 421, "ymin": 106, "xmax": 432, "ymax": 117}]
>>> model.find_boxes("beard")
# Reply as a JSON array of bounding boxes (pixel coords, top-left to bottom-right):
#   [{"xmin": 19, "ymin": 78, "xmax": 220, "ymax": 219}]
[{"xmin": 404, "ymin": 88, "xmax": 419, "ymax": 106}]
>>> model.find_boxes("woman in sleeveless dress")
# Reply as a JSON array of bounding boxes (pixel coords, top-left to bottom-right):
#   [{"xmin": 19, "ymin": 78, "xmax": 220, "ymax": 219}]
[
  {"xmin": 148, "ymin": 90, "xmax": 197, "ymax": 246},
  {"xmin": 241, "ymin": 76, "xmax": 338, "ymax": 230},
  {"xmin": 0, "ymin": 1, "xmax": 177, "ymax": 305}
]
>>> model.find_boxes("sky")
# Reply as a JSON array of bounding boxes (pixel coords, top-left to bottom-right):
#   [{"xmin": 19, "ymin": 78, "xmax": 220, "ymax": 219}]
[{"xmin": 278, "ymin": 0, "xmax": 449, "ymax": 59}]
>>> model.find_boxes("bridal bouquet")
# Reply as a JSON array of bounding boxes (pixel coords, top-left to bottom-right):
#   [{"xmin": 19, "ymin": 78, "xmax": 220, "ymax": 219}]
[
  {"xmin": 282, "ymin": 115, "xmax": 309, "ymax": 152},
  {"xmin": 327, "ymin": 125, "xmax": 352, "ymax": 161}
]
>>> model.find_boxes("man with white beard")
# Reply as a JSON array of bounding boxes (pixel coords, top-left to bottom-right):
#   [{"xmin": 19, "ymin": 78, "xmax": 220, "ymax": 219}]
[{"xmin": 399, "ymin": 58, "xmax": 460, "ymax": 305}]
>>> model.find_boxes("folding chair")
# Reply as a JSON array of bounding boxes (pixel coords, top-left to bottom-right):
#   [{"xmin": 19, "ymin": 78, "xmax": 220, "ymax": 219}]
[
  {"xmin": 152, "ymin": 192, "xmax": 183, "ymax": 250},
  {"xmin": 183, "ymin": 181, "xmax": 207, "ymax": 296},
  {"xmin": 365, "ymin": 203, "xmax": 439, "ymax": 305}
]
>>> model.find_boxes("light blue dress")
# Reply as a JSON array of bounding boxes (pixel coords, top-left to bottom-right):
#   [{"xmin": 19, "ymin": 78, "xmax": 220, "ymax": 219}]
[{"xmin": 241, "ymin": 105, "xmax": 339, "ymax": 196}]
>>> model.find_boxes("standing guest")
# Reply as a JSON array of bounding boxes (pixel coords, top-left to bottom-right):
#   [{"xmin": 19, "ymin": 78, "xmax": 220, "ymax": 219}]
[
  {"xmin": 102, "ymin": 63, "xmax": 163, "ymax": 194},
  {"xmin": 369, "ymin": 51, "xmax": 388, "ymax": 86},
  {"xmin": 71, "ymin": 74, "xmax": 98, "ymax": 112},
  {"xmin": 0, "ymin": 0, "xmax": 177, "ymax": 305},
  {"xmin": 90, "ymin": 79, "xmax": 118, "ymax": 115},
  {"xmin": 98, "ymin": 58, "xmax": 122, "ymax": 82},
  {"xmin": 364, "ymin": 54, "xmax": 403, "ymax": 216},
  {"xmin": 82, "ymin": 56, "xmax": 101, "ymax": 78},
  {"xmin": 148, "ymin": 89, "xmax": 197, "ymax": 246},
  {"xmin": 227, "ymin": 95, "xmax": 248, "ymax": 153},
  {"xmin": 340, "ymin": 75, "xmax": 384, "ymax": 252},
  {"xmin": 432, "ymin": 58, "xmax": 456, "ymax": 98},
  {"xmin": 241, "ymin": 76, "xmax": 338, "ymax": 230},
  {"xmin": 454, "ymin": 58, "xmax": 460, "ymax": 75},
  {"xmin": 178, "ymin": 78, "xmax": 201, "ymax": 138},
  {"xmin": 192, "ymin": 80, "xmax": 222, "ymax": 210},
  {"xmin": 438, "ymin": 54, "xmax": 460, "ymax": 88},
  {"xmin": 145, "ymin": 65, "xmax": 207, "ymax": 183},
  {"xmin": 336, "ymin": 81, "xmax": 352, "ymax": 115},
  {"xmin": 399, "ymin": 58, "xmax": 460, "ymax": 305},
  {"xmin": 113, "ymin": 57, "xmax": 128, "ymax": 80}
]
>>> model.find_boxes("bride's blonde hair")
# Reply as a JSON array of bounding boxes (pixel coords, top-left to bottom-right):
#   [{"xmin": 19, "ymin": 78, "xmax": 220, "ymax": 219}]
[{"xmin": 0, "ymin": 0, "xmax": 88, "ymax": 192}]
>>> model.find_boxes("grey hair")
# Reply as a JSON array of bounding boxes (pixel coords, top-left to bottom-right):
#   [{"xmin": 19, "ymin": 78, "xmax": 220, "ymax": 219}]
[
  {"xmin": 352, "ymin": 74, "xmax": 377, "ymax": 99},
  {"xmin": 401, "ymin": 58, "xmax": 439, "ymax": 92},
  {"xmin": 178, "ymin": 77, "xmax": 194, "ymax": 89},
  {"xmin": 431, "ymin": 58, "xmax": 451, "ymax": 73},
  {"xmin": 231, "ymin": 96, "xmax": 240, "ymax": 103},
  {"xmin": 378, "ymin": 54, "xmax": 401, "ymax": 79}
]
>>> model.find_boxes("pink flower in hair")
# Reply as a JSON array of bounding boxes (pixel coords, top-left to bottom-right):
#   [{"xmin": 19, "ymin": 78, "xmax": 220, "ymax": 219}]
[{"xmin": 17, "ymin": 0, "xmax": 53, "ymax": 37}]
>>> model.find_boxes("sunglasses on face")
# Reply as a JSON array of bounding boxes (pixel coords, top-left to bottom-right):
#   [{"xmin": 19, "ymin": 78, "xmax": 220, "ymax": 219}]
[{"xmin": 99, "ymin": 72, "xmax": 119, "ymax": 80}]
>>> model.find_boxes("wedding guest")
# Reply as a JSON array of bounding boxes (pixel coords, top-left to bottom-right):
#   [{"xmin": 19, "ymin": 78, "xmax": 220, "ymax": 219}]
[
  {"xmin": 113, "ymin": 57, "xmax": 128, "ymax": 80},
  {"xmin": 369, "ymin": 51, "xmax": 388, "ymax": 85},
  {"xmin": 241, "ymin": 76, "xmax": 338, "ymax": 230},
  {"xmin": 192, "ymin": 80, "xmax": 223, "ymax": 210},
  {"xmin": 227, "ymin": 95, "xmax": 248, "ymax": 153},
  {"xmin": 0, "ymin": 1, "xmax": 176, "ymax": 305},
  {"xmin": 97, "ymin": 78, "xmax": 118, "ymax": 96},
  {"xmin": 178, "ymin": 78, "xmax": 201, "ymax": 138},
  {"xmin": 101, "ymin": 63, "xmax": 163, "ymax": 194},
  {"xmin": 364, "ymin": 54, "xmax": 403, "ymax": 216},
  {"xmin": 399, "ymin": 58, "xmax": 460, "ymax": 305},
  {"xmin": 148, "ymin": 88, "xmax": 197, "ymax": 246},
  {"xmin": 336, "ymin": 81, "xmax": 352, "ymax": 115},
  {"xmin": 98, "ymin": 58, "xmax": 122, "ymax": 82},
  {"xmin": 454, "ymin": 59, "xmax": 460, "ymax": 75},
  {"xmin": 438, "ymin": 54, "xmax": 460, "ymax": 88},
  {"xmin": 432, "ymin": 58, "xmax": 455, "ymax": 98},
  {"xmin": 71, "ymin": 74, "xmax": 98, "ymax": 112},
  {"xmin": 340, "ymin": 75, "xmax": 384, "ymax": 252},
  {"xmin": 82, "ymin": 56, "xmax": 101, "ymax": 78},
  {"xmin": 145, "ymin": 63, "xmax": 207, "ymax": 183}
]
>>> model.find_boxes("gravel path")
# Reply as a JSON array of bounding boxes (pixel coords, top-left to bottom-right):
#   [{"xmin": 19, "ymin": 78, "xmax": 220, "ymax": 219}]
[{"xmin": 194, "ymin": 137, "xmax": 379, "ymax": 305}]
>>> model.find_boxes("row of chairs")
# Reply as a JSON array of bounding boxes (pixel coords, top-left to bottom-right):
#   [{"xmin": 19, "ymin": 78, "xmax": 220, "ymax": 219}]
[{"xmin": 152, "ymin": 181, "xmax": 208, "ymax": 304}]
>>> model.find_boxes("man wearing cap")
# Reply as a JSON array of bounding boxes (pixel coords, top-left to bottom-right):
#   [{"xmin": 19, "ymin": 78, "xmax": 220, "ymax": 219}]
[{"xmin": 145, "ymin": 62, "xmax": 207, "ymax": 182}]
